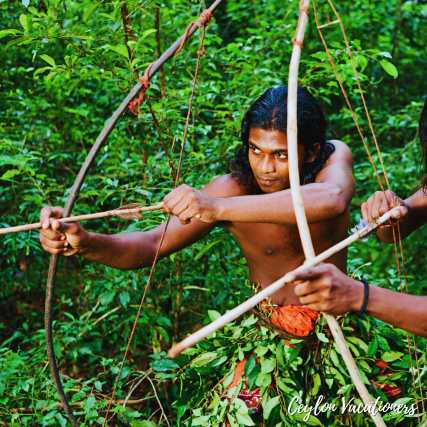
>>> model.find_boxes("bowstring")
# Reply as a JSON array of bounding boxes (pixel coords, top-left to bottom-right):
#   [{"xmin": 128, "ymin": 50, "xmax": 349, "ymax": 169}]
[
  {"xmin": 101, "ymin": 20, "xmax": 210, "ymax": 427},
  {"xmin": 312, "ymin": 0, "xmax": 425, "ymax": 423}
]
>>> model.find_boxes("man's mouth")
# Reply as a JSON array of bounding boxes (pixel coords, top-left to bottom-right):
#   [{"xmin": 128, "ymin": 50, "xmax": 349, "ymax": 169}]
[{"xmin": 258, "ymin": 177, "xmax": 278, "ymax": 186}]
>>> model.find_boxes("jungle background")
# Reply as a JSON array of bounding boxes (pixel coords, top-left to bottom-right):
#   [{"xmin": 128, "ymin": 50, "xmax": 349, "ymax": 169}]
[{"xmin": 1, "ymin": 0, "xmax": 427, "ymax": 425}]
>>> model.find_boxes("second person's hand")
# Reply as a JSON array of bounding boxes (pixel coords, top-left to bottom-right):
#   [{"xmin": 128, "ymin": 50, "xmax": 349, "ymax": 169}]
[
  {"xmin": 361, "ymin": 190, "xmax": 408, "ymax": 225},
  {"xmin": 284, "ymin": 264, "xmax": 365, "ymax": 316}
]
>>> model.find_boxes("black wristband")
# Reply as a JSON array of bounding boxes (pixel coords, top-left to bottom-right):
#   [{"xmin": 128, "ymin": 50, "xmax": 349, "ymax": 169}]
[{"xmin": 355, "ymin": 279, "xmax": 370, "ymax": 317}]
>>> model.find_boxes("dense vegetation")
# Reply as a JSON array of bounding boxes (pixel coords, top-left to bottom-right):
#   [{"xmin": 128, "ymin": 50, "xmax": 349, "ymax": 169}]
[{"xmin": 1, "ymin": 0, "xmax": 427, "ymax": 425}]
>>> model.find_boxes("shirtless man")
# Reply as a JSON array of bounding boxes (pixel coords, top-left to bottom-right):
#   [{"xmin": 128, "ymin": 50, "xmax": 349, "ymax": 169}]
[{"xmin": 39, "ymin": 85, "xmax": 355, "ymax": 306}]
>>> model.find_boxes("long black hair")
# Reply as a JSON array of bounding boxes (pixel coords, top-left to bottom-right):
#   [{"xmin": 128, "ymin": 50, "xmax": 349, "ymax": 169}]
[
  {"xmin": 420, "ymin": 99, "xmax": 427, "ymax": 191},
  {"xmin": 230, "ymin": 85, "xmax": 327, "ymax": 192}
]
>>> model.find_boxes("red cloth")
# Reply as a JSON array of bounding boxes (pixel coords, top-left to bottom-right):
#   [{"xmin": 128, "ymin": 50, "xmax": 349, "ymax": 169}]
[{"xmin": 261, "ymin": 302, "xmax": 319, "ymax": 347}]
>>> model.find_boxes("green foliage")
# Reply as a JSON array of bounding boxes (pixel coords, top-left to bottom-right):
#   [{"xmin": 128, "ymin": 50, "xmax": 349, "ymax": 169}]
[{"xmin": 1, "ymin": 0, "xmax": 427, "ymax": 425}]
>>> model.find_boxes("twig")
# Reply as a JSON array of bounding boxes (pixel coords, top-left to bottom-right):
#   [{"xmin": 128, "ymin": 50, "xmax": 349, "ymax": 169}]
[
  {"xmin": 147, "ymin": 377, "xmax": 171, "ymax": 427},
  {"xmin": 123, "ymin": 370, "xmax": 153, "ymax": 406}
]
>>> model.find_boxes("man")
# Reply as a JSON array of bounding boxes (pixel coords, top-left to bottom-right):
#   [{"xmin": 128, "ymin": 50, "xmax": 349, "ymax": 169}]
[
  {"xmin": 39, "ymin": 85, "xmax": 355, "ymax": 425},
  {"xmin": 39, "ymin": 85, "xmax": 355, "ymax": 308}
]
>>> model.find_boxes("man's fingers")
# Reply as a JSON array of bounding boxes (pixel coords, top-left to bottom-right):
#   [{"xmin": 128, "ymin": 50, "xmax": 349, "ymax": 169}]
[
  {"xmin": 298, "ymin": 292, "xmax": 320, "ymax": 306},
  {"xmin": 40, "ymin": 236, "xmax": 67, "ymax": 250},
  {"xmin": 293, "ymin": 280, "xmax": 320, "ymax": 297},
  {"xmin": 163, "ymin": 184, "xmax": 190, "ymax": 207},
  {"xmin": 284, "ymin": 264, "xmax": 332, "ymax": 284},
  {"xmin": 51, "ymin": 220, "xmax": 80, "ymax": 235},
  {"xmin": 361, "ymin": 202, "xmax": 369, "ymax": 222},
  {"xmin": 41, "ymin": 243, "xmax": 67, "ymax": 255},
  {"xmin": 40, "ymin": 206, "xmax": 63, "ymax": 229},
  {"xmin": 390, "ymin": 206, "xmax": 407, "ymax": 220}
]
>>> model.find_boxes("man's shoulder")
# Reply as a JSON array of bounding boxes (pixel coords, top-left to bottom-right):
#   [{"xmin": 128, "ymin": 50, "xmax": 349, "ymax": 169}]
[
  {"xmin": 327, "ymin": 140, "xmax": 353, "ymax": 161},
  {"xmin": 201, "ymin": 174, "xmax": 249, "ymax": 198}
]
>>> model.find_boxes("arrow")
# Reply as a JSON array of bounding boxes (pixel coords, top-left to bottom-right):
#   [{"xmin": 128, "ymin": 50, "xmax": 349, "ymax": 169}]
[
  {"xmin": 0, "ymin": 203, "xmax": 164, "ymax": 235},
  {"xmin": 168, "ymin": 207, "xmax": 399, "ymax": 358}
]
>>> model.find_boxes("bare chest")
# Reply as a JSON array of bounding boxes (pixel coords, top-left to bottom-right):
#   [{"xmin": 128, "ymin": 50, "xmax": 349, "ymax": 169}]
[{"xmin": 229, "ymin": 221, "xmax": 336, "ymax": 258}]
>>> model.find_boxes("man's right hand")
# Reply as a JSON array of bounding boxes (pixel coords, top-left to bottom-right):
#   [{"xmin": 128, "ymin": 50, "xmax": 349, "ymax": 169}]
[
  {"xmin": 361, "ymin": 190, "xmax": 408, "ymax": 225},
  {"xmin": 39, "ymin": 207, "xmax": 90, "ymax": 256}
]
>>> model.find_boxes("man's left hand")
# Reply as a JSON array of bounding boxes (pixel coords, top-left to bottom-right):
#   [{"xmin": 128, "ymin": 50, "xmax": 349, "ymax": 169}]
[
  {"xmin": 163, "ymin": 184, "xmax": 220, "ymax": 225},
  {"xmin": 284, "ymin": 264, "xmax": 365, "ymax": 316}
]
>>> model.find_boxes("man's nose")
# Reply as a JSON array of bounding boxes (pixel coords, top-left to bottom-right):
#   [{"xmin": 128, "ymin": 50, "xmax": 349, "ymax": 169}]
[{"xmin": 259, "ymin": 155, "xmax": 276, "ymax": 174}]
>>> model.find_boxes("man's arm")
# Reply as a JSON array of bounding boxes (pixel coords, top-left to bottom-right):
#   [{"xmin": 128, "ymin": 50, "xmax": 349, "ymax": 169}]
[
  {"xmin": 361, "ymin": 189, "xmax": 427, "ymax": 243},
  {"xmin": 285, "ymin": 264, "xmax": 427, "ymax": 338},
  {"xmin": 39, "ymin": 176, "xmax": 245, "ymax": 270},
  {"xmin": 163, "ymin": 140, "xmax": 355, "ymax": 225}
]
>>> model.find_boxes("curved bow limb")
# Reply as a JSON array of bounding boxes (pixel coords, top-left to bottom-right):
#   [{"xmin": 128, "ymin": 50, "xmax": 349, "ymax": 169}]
[
  {"xmin": 43, "ymin": 1, "xmax": 223, "ymax": 426},
  {"xmin": 286, "ymin": 1, "xmax": 385, "ymax": 426}
]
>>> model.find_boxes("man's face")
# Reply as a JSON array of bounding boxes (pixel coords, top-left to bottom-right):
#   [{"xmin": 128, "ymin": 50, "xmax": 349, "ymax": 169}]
[{"xmin": 248, "ymin": 128, "xmax": 320, "ymax": 193}]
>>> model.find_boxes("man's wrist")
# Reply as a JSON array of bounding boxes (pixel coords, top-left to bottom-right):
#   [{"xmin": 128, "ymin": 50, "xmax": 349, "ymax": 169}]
[
  {"xmin": 350, "ymin": 278, "xmax": 366, "ymax": 313},
  {"xmin": 76, "ymin": 231, "xmax": 95, "ymax": 256},
  {"xmin": 212, "ymin": 197, "xmax": 227, "ymax": 222}
]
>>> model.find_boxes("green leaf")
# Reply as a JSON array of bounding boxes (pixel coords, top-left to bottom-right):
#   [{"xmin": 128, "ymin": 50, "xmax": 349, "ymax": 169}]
[
  {"xmin": 1, "ymin": 169, "xmax": 22, "ymax": 180},
  {"xmin": 255, "ymin": 372, "xmax": 271, "ymax": 388},
  {"xmin": 247, "ymin": 363, "xmax": 261, "ymax": 391},
  {"xmin": 222, "ymin": 371, "xmax": 234, "ymax": 389},
  {"xmin": 195, "ymin": 236, "xmax": 226, "ymax": 260},
  {"xmin": 358, "ymin": 55, "xmax": 368, "ymax": 72},
  {"xmin": 310, "ymin": 373, "xmax": 321, "ymax": 396},
  {"xmin": 263, "ymin": 396, "xmax": 280, "ymax": 419},
  {"xmin": 208, "ymin": 310, "xmax": 221, "ymax": 321},
  {"xmin": 83, "ymin": 4, "xmax": 99, "ymax": 22},
  {"xmin": 244, "ymin": 355, "xmax": 256, "ymax": 377},
  {"xmin": 101, "ymin": 291, "xmax": 116, "ymax": 306},
  {"xmin": 382, "ymin": 351, "xmax": 404, "ymax": 362},
  {"xmin": 150, "ymin": 358, "xmax": 179, "ymax": 371},
  {"xmin": 0, "ymin": 29, "xmax": 23, "ymax": 39},
  {"xmin": 367, "ymin": 337, "xmax": 378, "ymax": 357},
  {"xmin": 235, "ymin": 412, "xmax": 255, "ymax": 426},
  {"xmin": 380, "ymin": 60, "xmax": 398, "ymax": 79},
  {"xmin": 376, "ymin": 335, "xmax": 391, "ymax": 352},
  {"xmin": 377, "ymin": 51, "xmax": 392, "ymax": 58},
  {"xmin": 241, "ymin": 315, "xmax": 258, "ymax": 327},
  {"xmin": 135, "ymin": 29, "xmax": 158, "ymax": 48},
  {"xmin": 261, "ymin": 357, "xmax": 275, "ymax": 374},
  {"xmin": 40, "ymin": 54, "xmax": 56, "ymax": 67},
  {"xmin": 337, "ymin": 384, "xmax": 352, "ymax": 394},
  {"xmin": 176, "ymin": 406, "xmax": 186, "ymax": 425},
  {"xmin": 292, "ymin": 410, "xmax": 324, "ymax": 426},
  {"xmin": 316, "ymin": 332, "xmax": 329, "ymax": 343},
  {"xmin": 19, "ymin": 14, "xmax": 32, "ymax": 33},
  {"xmin": 94, "ymin": 381, "xmax": 102, "ymax": 392},
  {"xmin": 155, "ymin": 316, "xmax": 172, "ymax": 327},
  {"xmin": 131, "ymin": 421, "xmax": 157, "ymax": 427},
  {"xmin": 119, "ymin": 291, "xmax": 130, "ymax": 308},
  {"xmin": 106, "ymin": 44, "xmax": 129, "ymax": 59}
]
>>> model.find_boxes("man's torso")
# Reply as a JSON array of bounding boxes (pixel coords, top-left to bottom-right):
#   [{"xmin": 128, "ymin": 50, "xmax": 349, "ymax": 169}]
[{"xmin": 227, "ymin": 209, "xmax": 350, "ymax": 306}]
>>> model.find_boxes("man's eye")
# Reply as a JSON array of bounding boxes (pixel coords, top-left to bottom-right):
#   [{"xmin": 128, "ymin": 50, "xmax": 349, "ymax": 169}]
[
  {"xmin": 277, "ymin": 153, "xmax": 287, "ymax": 159},
  {"xmin": 252, "ymin": 148, "xmax": 262, "ymax": 154}
]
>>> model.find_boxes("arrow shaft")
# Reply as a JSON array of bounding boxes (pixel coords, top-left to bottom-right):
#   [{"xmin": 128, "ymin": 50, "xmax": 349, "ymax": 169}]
[{"xmin": 0, "ymin": 203, "xmax": 164, "ymax": 236}]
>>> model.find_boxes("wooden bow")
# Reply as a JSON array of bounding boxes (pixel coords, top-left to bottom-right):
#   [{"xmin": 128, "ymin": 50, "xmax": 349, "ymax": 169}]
[
  {"xmin": 284, "ymin": 1, "xmax": 384, "ymax": 425},
  {"xmin": 43, "ymin": 1, "xmax": 224, "ymax": 426}
]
